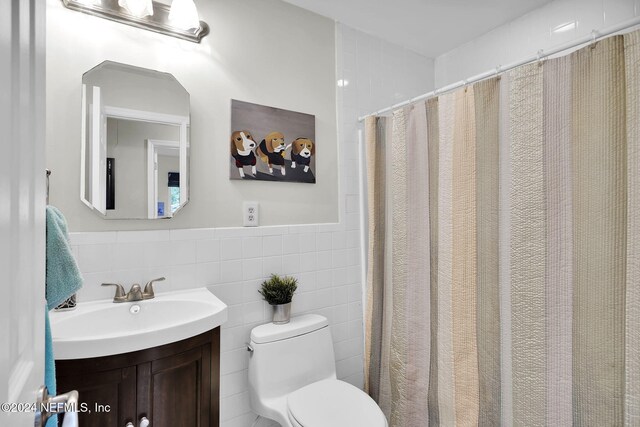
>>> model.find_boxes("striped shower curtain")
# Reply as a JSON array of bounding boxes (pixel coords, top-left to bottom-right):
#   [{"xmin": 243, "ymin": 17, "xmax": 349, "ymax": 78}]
[{"xmin": 364, "ymin": 30, "xmax": 640, "ymax": 427}]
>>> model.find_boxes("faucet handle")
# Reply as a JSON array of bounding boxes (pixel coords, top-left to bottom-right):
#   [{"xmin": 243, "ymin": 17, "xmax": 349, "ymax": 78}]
[
  {"xmin": 101, "ymin": 283, "xmax": 126, "ymax": 302},
  {"xmin": 143, "ymin": 277, "xmax": 165, "ymax": 299}
]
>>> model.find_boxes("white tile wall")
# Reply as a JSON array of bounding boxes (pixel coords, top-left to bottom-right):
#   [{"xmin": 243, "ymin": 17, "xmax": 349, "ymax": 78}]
[
  {"xmin": 69, "ymin": 224, "xmax": 363, "ymax": 426},
  {"xmin": 67, "ymin": 22, "xmax": 433, "ymax": 427},
  {"xmin": 336, "ymin": 24, "xmax": 435, "ymax": 120},
  {"xmin": 434, "ymin": 0, "xmax": 640, "ymax": 87}
]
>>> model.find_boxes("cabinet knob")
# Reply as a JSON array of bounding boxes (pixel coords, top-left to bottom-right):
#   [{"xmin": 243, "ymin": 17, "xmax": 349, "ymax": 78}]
[
  {"xmin": 125, "ymin": 423, "xmax": 134, "ymax": 427},
  {"xmin": 139, "ymin": 416, "xmax": 150, "ymax": 427}
]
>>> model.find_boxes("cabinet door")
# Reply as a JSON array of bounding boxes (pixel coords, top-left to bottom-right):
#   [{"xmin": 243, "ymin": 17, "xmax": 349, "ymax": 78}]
[
  {"xmin": 56, "ymin": 365, "xmax": 136, "ymax": 427},
  {"xmin": 57, "ymin": 328, "xmax": 220, "ymax": 426},
  {"xmin": 138, "ymin": 345, "xmax": 212, "ymax": 427}
]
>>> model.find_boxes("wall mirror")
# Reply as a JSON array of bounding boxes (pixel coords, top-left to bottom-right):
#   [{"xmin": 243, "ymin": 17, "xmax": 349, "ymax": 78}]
[{"xmin": 80, "ymin": 61, "xmax": 190, "ymax": 219}]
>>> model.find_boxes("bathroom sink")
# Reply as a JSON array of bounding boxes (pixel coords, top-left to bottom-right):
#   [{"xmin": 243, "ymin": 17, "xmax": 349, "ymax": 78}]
[{"xmin": 51, "ymin": 288, "xmax": 227, "ymax": 359}]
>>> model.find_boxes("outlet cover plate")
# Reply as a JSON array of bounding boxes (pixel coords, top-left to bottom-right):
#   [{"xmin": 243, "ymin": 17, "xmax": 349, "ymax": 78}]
[{"xmin": 243, "ymin": 201, "xmax": 259, "ymax": 227}]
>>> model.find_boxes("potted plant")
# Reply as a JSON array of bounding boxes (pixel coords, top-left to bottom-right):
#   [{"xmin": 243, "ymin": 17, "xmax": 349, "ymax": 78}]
[{"xmin": 259, "ymin": 274, "xmax": 298, "ymax": 324}]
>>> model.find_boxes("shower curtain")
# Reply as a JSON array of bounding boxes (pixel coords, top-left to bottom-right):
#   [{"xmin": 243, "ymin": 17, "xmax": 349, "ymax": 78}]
[{"xmin": 364, "ymin": 30, "xmax": 640, "ymax": 427}]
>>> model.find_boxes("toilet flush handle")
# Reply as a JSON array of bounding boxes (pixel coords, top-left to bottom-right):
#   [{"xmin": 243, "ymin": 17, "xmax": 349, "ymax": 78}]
[{"xmin": 246, "ymin": 342, "xmax": 254, "ymax": 353}]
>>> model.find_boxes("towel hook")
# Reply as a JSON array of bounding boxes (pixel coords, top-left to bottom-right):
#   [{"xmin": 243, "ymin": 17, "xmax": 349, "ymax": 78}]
[{"xmin": 45, "ymin": 169, "xmax": 51, "ymax": 205}]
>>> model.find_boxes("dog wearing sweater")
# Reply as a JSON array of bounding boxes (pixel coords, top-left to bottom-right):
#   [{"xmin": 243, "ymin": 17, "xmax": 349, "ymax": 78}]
[
  {"xmin": 290, "ymin": 138, "xmax": 314, "ymax": 172},
  {"xmin": 230, "ymin": 130, "xmax": 257, "ymax": 178},
  {"xmin": 257, "ymin": 131, "xmax": 287, "ymax": 175}
]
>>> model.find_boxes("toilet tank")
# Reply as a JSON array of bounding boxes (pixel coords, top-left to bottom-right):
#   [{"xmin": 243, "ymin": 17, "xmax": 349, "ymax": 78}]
[{"xmin": 248, "ymin": 314, "xmax": 337, "ymax": 402}]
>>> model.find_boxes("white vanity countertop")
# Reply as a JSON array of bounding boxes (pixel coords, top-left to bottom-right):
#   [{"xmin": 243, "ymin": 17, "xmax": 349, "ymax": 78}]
[{"xmin": 51, "ymin": 287, "xmax": 228, "ymax": 359}]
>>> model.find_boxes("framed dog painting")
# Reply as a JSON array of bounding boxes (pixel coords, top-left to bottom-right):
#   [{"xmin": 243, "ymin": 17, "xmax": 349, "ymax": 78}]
[{"xmin": 230, "ymin": 99, "xmax": 316, "ymax": 183}]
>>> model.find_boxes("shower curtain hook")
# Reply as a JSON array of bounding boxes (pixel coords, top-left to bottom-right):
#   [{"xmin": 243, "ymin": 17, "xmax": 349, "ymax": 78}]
[
  {"xmin": 537, "ymin": 49, "xmax": 545, "ymax": 66},
  {"xmin": 590, "ymin": 29, "xmax": 598, "ymax": 48}
]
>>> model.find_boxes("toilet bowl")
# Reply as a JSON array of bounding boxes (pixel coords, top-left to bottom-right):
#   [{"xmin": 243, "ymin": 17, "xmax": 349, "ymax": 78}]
[{"xmin": 247, "ymin": 314, "xmax": 387, "ymax": 427}]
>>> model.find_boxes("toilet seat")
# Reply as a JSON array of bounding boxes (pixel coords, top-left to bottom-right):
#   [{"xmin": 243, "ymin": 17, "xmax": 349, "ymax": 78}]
[{"xmin": 287, "ymin": 379, "xmax": 387, "ymax": 427}]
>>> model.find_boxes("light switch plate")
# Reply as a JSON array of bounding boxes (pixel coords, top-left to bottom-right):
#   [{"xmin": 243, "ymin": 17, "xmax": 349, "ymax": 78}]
[{"xmin": 243, "ymin": 201, "xmax": 259, "ymax": 227}]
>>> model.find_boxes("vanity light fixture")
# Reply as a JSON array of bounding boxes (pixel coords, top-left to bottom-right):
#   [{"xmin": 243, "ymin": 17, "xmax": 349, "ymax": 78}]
[
  {"xmin": 75, "ymin": 0, "xmax": 102, "ymax": 6},
  {"xmin": 61, "ymin": 0, "xmax": 209, "ymax": 43},
  {"xmin": 118, "ymin": 0, "xmax": 153, "ymax": 18}
]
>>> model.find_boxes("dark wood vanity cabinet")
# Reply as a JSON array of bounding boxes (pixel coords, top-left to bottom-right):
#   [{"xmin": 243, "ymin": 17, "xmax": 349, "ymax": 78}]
[{"xmin": 56, "ymin": 328, "xmax": 220, "ymax": 427}]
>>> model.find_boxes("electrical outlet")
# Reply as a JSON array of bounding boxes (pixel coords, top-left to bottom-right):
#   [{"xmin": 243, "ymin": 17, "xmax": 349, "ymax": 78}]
[{"xmin": 243, "ymin": 201, "xmax": 259, "ymax": 227}]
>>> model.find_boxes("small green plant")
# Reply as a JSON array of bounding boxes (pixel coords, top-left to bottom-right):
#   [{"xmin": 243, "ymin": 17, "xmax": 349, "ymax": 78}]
[{"xmin": 258, "ymin": 274, "xmax": 298, "ymax": 305}]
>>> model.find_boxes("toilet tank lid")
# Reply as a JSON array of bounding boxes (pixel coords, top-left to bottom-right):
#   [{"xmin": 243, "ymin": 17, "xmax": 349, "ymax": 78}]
[{"xmin": 251, "ymin": 314, "xmax": 329, "ymax": 344}]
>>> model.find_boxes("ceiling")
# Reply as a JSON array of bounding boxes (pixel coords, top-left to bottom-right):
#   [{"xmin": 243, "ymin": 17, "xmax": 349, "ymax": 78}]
[{"xmin": 281, "ymin": 0, "xmax": 553, "ymax": 57}]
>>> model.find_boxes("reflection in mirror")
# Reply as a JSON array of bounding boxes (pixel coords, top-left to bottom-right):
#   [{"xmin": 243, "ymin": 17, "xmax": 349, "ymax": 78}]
[{"xmin": 81, "ymin": 61, "xmax": 190, "ymax": 219}]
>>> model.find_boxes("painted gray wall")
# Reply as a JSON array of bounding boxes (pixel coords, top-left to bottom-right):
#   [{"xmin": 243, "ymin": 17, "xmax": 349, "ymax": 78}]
[{"xmin": 46, "ymin": 0, "xmax": 338, "ymax": 231}]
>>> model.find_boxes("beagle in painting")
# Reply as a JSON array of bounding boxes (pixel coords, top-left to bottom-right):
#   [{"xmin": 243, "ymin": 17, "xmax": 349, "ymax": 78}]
[
  {"xmin": 257, "ymin": 131, "xmax": 287, "ymax": 175},
  {"xmin": 230, "ymin": 130, "xmax": 257, "ymax": 178},
  {"xmin": 290, "ymin": 138, "xmax": 314, "ymax": 172}
]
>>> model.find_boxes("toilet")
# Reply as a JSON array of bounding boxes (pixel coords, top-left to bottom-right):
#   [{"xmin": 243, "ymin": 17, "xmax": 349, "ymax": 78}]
[{"xmin": 247, "ymin": 314, "xmax": 387, "ymax": 427}]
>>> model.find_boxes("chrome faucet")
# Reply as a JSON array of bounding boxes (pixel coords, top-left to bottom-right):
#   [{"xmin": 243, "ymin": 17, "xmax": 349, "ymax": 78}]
[{"xmin": 102, "ymin": 277, "xmax": 165, "ymax": 303}]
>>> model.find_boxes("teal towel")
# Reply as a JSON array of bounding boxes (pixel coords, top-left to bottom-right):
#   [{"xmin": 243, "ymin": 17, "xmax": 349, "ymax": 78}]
[
  {"xmin": 45, "ymin": 310, "xmax": 57, "ymax": 427},
  {"xmin": 46, "ymin": 206, "xmax": 83, "ymax": 310},
  {"xmin": 45, "ymin": 206, "xmax": 82, "ymax": 427}
]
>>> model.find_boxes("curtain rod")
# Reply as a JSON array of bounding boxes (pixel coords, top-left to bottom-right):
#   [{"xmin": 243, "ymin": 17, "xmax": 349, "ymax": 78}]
[{"xmin": 357, "ymin": 16, "xmax": 640, "ymax": 122}]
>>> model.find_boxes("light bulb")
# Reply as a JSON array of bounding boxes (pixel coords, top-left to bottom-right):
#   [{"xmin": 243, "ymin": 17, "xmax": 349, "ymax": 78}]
[
  {"xmin": 169, "ymin": 0, "xmax": 200, "ymax": 30},
  {"xmin": 118, "ymin": 0, "xmax": 153, "ymax": 18}
]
